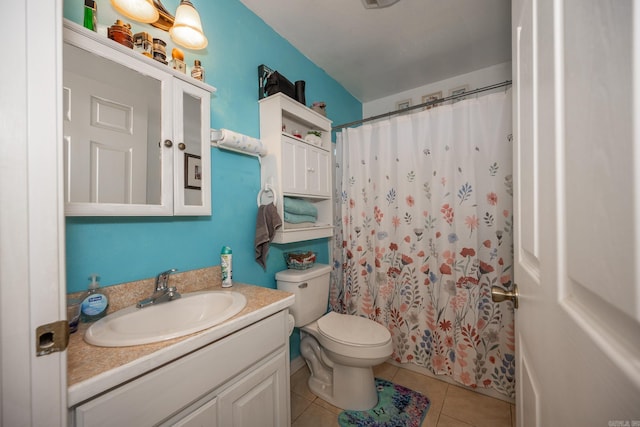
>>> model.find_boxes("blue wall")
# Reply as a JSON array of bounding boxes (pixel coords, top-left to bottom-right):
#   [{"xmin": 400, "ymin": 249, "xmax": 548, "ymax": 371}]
[
  {"xmin": 64, "ymin": 0, "xmax": 360, "ymax": 292},
  {"xmin": 64, "ymin": 0, "xmax": 361, "ymax": 361}
]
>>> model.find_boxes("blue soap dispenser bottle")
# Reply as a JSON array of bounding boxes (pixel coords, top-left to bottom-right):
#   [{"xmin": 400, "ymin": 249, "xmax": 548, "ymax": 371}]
[{"xmin": 80, "ymin": 274, "xmax": 109, "ymax": 322}]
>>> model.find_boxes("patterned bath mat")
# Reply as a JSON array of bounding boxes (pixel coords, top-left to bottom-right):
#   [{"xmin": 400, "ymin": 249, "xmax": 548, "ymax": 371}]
[{"xmin": 338, "ymin": 378, "xmax": 430, "ymax": 427}]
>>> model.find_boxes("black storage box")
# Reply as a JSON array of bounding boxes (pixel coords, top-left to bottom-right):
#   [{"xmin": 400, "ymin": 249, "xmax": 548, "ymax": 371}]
[
  {"xmin": 258, "ymin": 64, "xmax": 300, "ymax": 103},
  {"xmin": 265, "ymin": 71, "xmax": 295, "ymax": 99}
]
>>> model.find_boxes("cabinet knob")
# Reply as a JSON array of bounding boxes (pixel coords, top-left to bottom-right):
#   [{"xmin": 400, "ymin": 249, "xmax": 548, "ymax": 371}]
[
  {"xmin": 163, "ymin": 139, "xmax": 173, "ymax": 148},
  {"xmin": 178, "ymin": 143, "xmax": 186, "ymax": 151},
  {"xmin": 307, "ymin": 167, "xmax": 315, "ymax": 172}
]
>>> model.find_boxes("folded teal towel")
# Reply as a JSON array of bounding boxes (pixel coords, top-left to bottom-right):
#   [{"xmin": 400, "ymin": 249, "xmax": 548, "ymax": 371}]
[
  {"xmin": 284, "ymin": 211, "xmax": 317, "ymax": 224},
  {"xmin": 283, "ymin": 197, "xmax": 318, "ymax": 217}
]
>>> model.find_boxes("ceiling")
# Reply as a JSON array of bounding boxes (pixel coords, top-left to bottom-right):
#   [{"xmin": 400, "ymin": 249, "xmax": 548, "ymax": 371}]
[{"xmin": 238, "ymin": 0, "xmax": 511, "ymax": 103}]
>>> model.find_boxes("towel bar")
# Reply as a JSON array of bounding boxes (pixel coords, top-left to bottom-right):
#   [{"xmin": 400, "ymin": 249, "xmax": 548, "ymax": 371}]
[
  {"xmin": 211, "ymin": 128, "xmax": 267, "ymax": 157},
  {"xmin": 257, "ymin": 184, "xmax": 277, "ymax": 207}
]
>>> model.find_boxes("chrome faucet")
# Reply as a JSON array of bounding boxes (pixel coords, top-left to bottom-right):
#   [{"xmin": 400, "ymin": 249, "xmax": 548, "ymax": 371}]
[{"xmin": 136, "ymin": 268, "xmax": 181, "ymax": 308}]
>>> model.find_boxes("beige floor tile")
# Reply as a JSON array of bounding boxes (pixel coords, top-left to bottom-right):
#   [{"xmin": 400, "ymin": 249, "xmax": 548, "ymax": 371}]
[
  {"xmin": 420, "ymin": 407, "xmax": 438, "ymax": 427},
  {"xmin": 314, "ymin": 397, "xmax": 343, "ymax": 415},
  {"xmin": 393, "ymin": 368, "xmax": 449, "ymax": 404},
  {"xmin": 436, "ymin": 413, "xmax": 474, "ymax": 427},
  {"xmin": 391, "ymin": 368, "xmax": 449, "ymax": 401},
  {"xmin": 290, "ymin": 363, "xmax": 516, "ymax": 427},
  {"xmin": 441, "ymin": 385, "xmax": 511, "ymax": 427},
  {"xmin": 291, "ymin": 392, "xmax": 314, "ymax": 423},
  {"xmin": 291, "ymin": 366, "xmax": 317, "ymax": 401},
  {"xmin": 423, "ymin": 405, "xmax": 442, "ymax": 427},
  {"xmin": 510, "ymin": 404, "xmax": 516, "ymax": 427},
  {"xmin": 292, "ymin": 402, "xmax": 341, "ymax": 427},
  {"xmin": 373, "ymin": 362, "xmax": 399, "ymax": 381}
]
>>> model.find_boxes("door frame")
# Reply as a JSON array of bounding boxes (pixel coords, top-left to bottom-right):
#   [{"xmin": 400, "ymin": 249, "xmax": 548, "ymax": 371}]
[{"xmin": 0, "ymin": 1, "xmax": 66, "ymax": 425}]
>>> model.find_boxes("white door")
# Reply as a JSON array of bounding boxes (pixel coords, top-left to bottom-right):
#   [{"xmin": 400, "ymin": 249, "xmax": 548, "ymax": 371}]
[
  {"xmin": 63, "ymin": 46, "xmax": 150, "ymax": 205},
  {"xmin": 0, "ymin": 0, "xmax": 66, "ymax": 426},
  {"xmin": 512, "ymin": 0, "xmax": 640, "ymax": 425}
]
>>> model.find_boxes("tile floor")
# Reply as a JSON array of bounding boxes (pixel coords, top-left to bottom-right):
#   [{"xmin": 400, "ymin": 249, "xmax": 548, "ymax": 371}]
[{"xmin": 290, "ymin": 362, "xmax": 516, "ymax": 427}]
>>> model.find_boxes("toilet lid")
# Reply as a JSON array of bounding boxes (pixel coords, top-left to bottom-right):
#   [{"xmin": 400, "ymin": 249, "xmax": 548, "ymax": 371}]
[{"xmin": 317, "ymin": 312, "xmax": 391, "ymax": 346}]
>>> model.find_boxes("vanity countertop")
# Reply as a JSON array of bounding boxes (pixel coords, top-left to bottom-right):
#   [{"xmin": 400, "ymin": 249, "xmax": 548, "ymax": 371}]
[{"xmin": 67, "ymin": 279, "xmax": 293, "ymax": 407}]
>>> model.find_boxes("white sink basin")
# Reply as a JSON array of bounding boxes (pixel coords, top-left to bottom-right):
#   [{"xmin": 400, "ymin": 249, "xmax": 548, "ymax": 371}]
[{"xmin": 84, "ymin": 291, "xmax": 247, "ymax": 347}]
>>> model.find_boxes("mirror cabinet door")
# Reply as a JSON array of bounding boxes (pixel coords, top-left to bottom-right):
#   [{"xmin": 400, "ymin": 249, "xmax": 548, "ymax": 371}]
[
  {"xmin": 63, "ymin": 41, "xmax": 172, "ymax": 216},
  {"xmin": 174, "ymin": 80, "xmax": 211, "ymax": 215}
]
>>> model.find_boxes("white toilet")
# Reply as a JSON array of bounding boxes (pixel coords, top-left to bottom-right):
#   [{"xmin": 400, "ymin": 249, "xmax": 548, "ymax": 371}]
[{"xmin": 276, "ymin": 264, "xmax": 393, "ymax": 411}]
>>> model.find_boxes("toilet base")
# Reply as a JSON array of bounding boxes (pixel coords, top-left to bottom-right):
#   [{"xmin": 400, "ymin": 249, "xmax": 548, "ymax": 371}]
[
  {"xmin": 307, "ymin": 361, "xmax": 378, "ymax": 411},
  {"xmin": 301, "ymin": 335, "xmax": 379, "ymax": 411},
  {"xmin": 333, "ymin": 363, "xmax": 378, "ymax": 410}
]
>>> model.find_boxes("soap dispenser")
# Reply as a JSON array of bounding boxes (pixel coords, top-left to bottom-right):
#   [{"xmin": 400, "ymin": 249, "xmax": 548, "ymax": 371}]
[{"xmin": 80, "ymin": 274, "xmax": 109, "ymax": 322}]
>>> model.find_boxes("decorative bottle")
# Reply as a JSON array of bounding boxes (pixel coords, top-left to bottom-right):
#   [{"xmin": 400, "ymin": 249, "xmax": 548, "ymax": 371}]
[
  {"xmin": 191, "ymin": 60, "xmax": 205, "ymax": 81},
  {"xmin": 83, "ymin": 0, "xmax": 97, "ymax": 32}
]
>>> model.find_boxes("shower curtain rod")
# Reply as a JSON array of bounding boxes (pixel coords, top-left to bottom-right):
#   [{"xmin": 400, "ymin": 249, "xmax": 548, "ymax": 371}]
[{"xmin": 332, "ymin": 80, "xmax": 512, "ymax": 130}]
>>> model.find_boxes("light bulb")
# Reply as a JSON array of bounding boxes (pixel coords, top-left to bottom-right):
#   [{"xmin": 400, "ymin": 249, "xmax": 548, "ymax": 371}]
[
  {"xmin": 169, "ymin": 1, "xmax": 208, "ymax": 50},
  {"xmin": 110, "ymin": 0, "xmax": 159, "ymax": 23}
]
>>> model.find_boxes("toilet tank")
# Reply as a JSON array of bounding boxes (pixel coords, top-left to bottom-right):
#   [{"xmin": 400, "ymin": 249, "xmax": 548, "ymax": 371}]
[{"xmin": 276, "ymin": 264, "xmax": 332, "ymax": 327}]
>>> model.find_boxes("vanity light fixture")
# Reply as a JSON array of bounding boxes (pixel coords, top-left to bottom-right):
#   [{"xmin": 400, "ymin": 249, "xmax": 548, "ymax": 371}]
[
  {"xmin": 110, "ymin": 0, "xmax": 159, "ymax": 23},
  {"xmin": 110, "ymin": 0, "xmax": 208, "ymax": 50},
  {"xmin": 169, "ymin": 1, "xmax": 208, "ymax": 49}
]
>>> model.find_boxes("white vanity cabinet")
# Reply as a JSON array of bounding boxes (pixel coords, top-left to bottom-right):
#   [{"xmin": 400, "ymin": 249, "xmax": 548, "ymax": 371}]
[
  {"xmin": 62, "ymin": 20, "xmax": 214, "ymax": 216},
  {"xmin": 259, "ymin": 93, "xmax": 333, "ymax": 243},
  {"xmin": 71, "ymin": 311, "xmax": 290, "ymax": 427}
]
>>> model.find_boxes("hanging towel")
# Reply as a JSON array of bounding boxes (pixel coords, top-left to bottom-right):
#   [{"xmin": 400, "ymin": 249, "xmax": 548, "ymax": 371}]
[
  {"xmin": 255, "ymin": 203, "xmax": 282, "ymax": 270},
  {"xmin": 283, "ymin": 197, "xmax": 318, "ymax": 218}
]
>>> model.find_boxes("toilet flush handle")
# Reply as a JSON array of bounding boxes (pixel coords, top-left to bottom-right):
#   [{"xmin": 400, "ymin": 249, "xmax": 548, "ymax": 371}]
[{"xmin": 299, "ymin": 282, "xmax": 308, "ymax": 289}]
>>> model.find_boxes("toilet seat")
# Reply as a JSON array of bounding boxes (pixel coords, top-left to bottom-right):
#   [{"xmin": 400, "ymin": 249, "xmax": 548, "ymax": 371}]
[{"xmin": 317, "ymin": 312, "xmax": 391, "ymax": 347}]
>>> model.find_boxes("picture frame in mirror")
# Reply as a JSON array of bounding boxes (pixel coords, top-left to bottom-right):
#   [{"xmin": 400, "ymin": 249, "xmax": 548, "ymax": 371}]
[{"xmin": 185, "ymin": 153, "xmax": 202, "ymax": 190}]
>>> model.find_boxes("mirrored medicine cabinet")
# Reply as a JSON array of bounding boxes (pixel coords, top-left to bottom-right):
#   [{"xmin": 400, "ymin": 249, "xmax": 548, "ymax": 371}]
[{"xmin": 62, "ymin": 19, "xmax": 215, "ymax": 216}]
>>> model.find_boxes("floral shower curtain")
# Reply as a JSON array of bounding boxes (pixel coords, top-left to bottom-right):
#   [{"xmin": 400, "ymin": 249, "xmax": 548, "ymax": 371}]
[{"xmin": 331, "ymin": 90, "xmax": 515, "ymax": 398}]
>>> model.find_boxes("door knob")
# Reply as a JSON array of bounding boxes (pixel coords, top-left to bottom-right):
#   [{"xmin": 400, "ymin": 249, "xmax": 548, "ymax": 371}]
[{"xmin": 491, "ymin": 284, "xmax": 519, "ymax": 309}]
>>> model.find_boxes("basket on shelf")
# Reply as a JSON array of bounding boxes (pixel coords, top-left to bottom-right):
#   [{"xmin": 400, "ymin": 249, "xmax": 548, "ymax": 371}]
[{"xmin": 284, "ymin": 251, "xmax": 317, "ymax": 270}]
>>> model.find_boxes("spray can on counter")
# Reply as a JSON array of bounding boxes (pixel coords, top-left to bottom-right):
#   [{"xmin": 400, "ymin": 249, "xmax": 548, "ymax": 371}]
[{"xmin": 221, "ymin": 246, "xmax": 233, "ymax": 287}]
